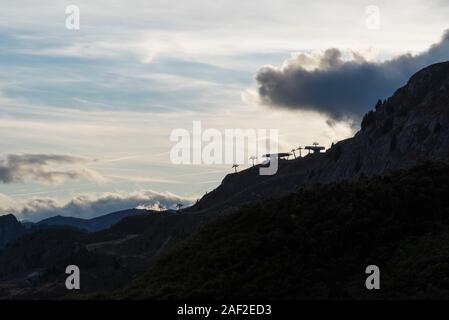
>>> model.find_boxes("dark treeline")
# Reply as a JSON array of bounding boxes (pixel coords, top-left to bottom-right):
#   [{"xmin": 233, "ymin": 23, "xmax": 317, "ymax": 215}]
[{"xmin": 98, "ymin": 162, "xmax": 449, "ymax": 300}]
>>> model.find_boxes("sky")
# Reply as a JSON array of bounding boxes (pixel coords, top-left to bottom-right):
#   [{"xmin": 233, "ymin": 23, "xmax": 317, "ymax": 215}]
[{"xmin": 0, "ymin": 0, "xmax": 448, "ymax": 221}]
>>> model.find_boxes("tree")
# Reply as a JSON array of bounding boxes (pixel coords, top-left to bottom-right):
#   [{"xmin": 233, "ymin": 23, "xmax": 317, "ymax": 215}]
[{"xmin": 361, "ymin": 110, "xmax": 376, "ymax": 130}]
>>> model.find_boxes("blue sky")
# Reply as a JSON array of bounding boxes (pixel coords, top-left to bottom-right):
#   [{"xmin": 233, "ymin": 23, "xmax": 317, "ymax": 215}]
[{"xmin": 0, "ymin": 0, "xmax": 448, "ymax": 220}]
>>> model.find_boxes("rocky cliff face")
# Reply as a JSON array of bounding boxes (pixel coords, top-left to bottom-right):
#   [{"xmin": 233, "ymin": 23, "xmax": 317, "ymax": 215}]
[
  {"xmin": 194, "ymin": 62, "xmax": 449, "ymax": 211},
  {"xmin": 0, "ymin": 214, "xmax": 24, "ymax": 250},
  {"xmin": 340, "ymin": 61, "xmax": 449, "ymax": 177}
]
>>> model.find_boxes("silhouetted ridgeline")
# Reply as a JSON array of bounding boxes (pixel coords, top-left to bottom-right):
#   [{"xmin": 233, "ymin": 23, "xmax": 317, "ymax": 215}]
[
  {"xmin": 101, "ymin": 162, "xmax": 449, "ymax": 299},
  {"xmin": 34, "ymin": 208, "xmax": 148, "ymax": 232},
  {"xmin": 193, "ymin": 62, "xmax": 449, "ymax": 212}
]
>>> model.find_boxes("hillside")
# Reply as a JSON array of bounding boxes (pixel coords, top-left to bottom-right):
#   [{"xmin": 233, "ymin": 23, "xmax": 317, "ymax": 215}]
[
  {"xmin": 0, "ymin": 210, "xmax": 209, "ymax": 299},
  {"xmin": 105, "ymin": 162, "xmax": 449, "ymax": 299},
  {"xmin": 191, "ymin": 62, "xmax": 449, "ymax": 212}
]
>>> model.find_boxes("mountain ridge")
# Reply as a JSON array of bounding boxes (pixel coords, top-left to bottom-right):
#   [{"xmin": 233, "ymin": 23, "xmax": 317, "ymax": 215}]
[
  {"xmin": 191, "ymin": 61, "xmax": 449, "ymax": 213},
  {"xmin": 0, "ymin": 208, "xmax": 158, "ymax": 250},
  {"xmin": 33, "ymin": 208, "xmax": 150, "ymax": 232}
]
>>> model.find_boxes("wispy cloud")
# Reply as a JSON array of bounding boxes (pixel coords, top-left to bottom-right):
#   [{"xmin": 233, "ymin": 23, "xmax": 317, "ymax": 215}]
[{"xmin": 0, "ymin": 154, "xmax": 104, "ymax": 185}]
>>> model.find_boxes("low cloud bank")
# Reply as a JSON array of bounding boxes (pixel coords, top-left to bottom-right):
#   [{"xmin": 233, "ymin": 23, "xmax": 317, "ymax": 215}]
[{"xmin": 0, "ymin": 190, "xmax": 194, "ymax": 222}]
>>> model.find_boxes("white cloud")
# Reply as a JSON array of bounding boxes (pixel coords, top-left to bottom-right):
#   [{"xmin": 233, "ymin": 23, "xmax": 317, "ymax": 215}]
[
  {"xmin": 0, "ymin": 154, "xmax": 104, "ymax": 185},
  {"xmin": 0, "ymin": 189, "xmax": 194, "ymax": 222},
  {"xmin": 2, "ymin": 0, "xmax": 448, "ymax": 62}
]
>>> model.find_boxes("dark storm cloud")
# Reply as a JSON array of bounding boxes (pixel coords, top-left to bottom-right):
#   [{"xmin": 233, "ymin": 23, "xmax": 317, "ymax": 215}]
[
  {"xmin": 0, "ymin": 154, "xmax": 101, "ymax": 184},
  {"xmin": 256, "ymin": 31, "xmax": 449, "ymax": 121}
]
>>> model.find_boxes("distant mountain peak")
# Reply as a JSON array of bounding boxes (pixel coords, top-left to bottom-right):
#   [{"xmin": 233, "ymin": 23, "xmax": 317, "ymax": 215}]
[
  {"xmin": 0, "ymin": 214, "xmax": 17, "ymax": 221},
  {"xmin": 33, "ymin": 208, "xmax": 149, "ymax": 233}
]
